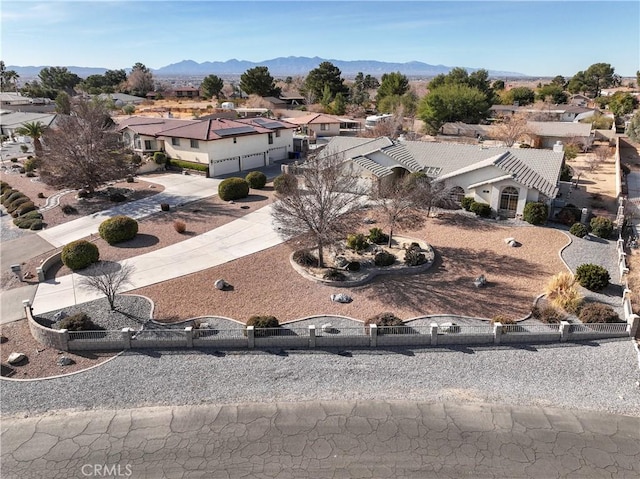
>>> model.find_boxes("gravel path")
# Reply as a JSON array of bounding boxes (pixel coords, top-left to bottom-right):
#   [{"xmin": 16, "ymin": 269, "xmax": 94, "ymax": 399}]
[{"xmin": 2, "ymin": 340, "xmax": 639, "ymax": 417}]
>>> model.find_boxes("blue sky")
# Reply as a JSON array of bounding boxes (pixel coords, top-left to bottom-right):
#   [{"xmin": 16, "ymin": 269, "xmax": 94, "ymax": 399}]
[{"xmin": 2, "ymin": 0, "xmax": 639, "ymax": 77}]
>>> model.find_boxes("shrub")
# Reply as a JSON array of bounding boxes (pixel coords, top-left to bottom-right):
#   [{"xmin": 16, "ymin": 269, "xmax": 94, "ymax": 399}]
[
  {"xmin": 589, "ymin": 216, "xmax": 613, "ymax": 239},
  {"xmin": 109, "ymin": 192, "xmax": 127, "ymax": 203},
  {"xmin": 0, "ymin": 189, "xmax": 15, "ymax": 203},
  {"xmin": 404, "ymin": 244, "xmax": 427, "ymax": 266},
  {"xmin": 578, "ymin": 303, "xmax": 620, "ymax": 323},
  {"xmin": 364, "ymin": 312, "xmax": 404, "ymax": 334},
  {"xmin": 58, "ymin": 313, "xmax": 102, "ymax": 331},
  {"xmin": 245, "ymin": 171, "xmax": 267, "ymax": 189},
  {"xmin": 323, "ymin": 269, "xmax": 346, "ymax": 281},
  {"xmin": 20, "ymin": 210, "xmax": 43, "ymax": 220},
  {"xmin": 374, "ymin": 250, "xmax": 396, "ymax": 267},
  {"xmin": 173, "ymin": 220, "xmax": 186, "ymax": 233},
  {"xmin": 569, "ymin": 222, "xmax": 588, "ymax": 238},
  {"xmin": 490, "ymin": 315, "xmax": 516, "ymax": 325},
  {"xmin": 13, "ymin": 201, "xmax": 36, "ymax": 217},
  {"xmin": 167, "ymin": 159, "xmax": 208, "ymax": 172},
  {"xmin": 523, "ymin": 202, "xmax": 548, "ymax": 225},
  {"xmin": 292, "ymin": 250, "xmax": 319, "ymax": 267},
  {"xmin": 7, "ymin": 196, "xmax": 29, "ymax": 212},
  {"xmin": 218, "ymin": 177, "xmax": 249, "ymax": 201},
  {"xmin": 13, "ymin": 217, "xmax": 43, "ymax": 230},
  {"xmin": 246, "ymin": 315, "xmax": 279, "ymax": 336},
  {"xmin": 531, "ymin": 305, "xmax": 566, "ymax": 324},
  {"xmin": 368, "ymin": 227, "xmax": 389, "ymax": 245},
  {"xmin": 61, "ymin": 204, "xmax": 78, "ymax": 215},
  {"xmin": 61, "ymin": 240, "xmax": 99, "ymax": 270},
  {"xmin": 460, "ymin": 196, "xmax": 474, "ymax": 211},
  {"xmin": 346, "ymin": 261, "xmax": 361, "ymax": 272},
  {"xmin": 560, "ymin": 164, "xmax": 573, "ymax": 182},
  {"xmin": 557, "ymin": 206, "xmax": 580, "ymax": 226},
  {"xmin": 346, "ymin": 233, "xmax": 368, "ymax": 252},
  {"xmin": 3, "ymin": 191, "xmax": 25, "ymax": 205},
  {"xmin": 23, "ymin": 157, "xmax": 40, "ymax": 172},
  {"xmin": 575, "ymin": 264, "xmax": 610, "ymax": 291},
  {"xmin": 98, "ymin": 215, "xmax": 138, "ymax": 245},
  {"xmin": 20, "ymin": 144, "xmax": 28, "ymax": 153},
  {"xmin": 273, "ymin": 173, "xmax": 297, "ymax": 194},
  {"xmin": 470, "ymin": 201, "xmax": 492, "ymax": 218},
  {"xmin": 77, "ymin": 189, "xmax": 90, "ymax": 199},
  {"xmin": 153, "ymin": 151, "xmax": 167, "ymax": 165},
  {"xmin": 544, "ymin": 272, "xmax": 583, "ymax": 313}
]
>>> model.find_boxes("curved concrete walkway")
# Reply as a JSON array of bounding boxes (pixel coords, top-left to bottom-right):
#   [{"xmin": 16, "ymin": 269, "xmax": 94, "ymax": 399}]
[{"xmin": 2, "ymin": 400, "xmax": 639, "ymax": 479}]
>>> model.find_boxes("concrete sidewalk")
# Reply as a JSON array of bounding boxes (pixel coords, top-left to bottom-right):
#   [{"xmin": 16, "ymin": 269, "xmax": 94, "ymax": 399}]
[
  {"xmin": 37, "ymin": 174, "xmax": 221, "ymax": 248},
  {"xmin": 32, "ymin": 204, "xmax": 284, "ymax": 314}
]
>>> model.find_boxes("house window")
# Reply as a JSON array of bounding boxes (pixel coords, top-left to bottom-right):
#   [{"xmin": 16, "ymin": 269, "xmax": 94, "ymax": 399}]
[
  {"xmin": 320, "ymin": 123, "xmax": 328, "ymax": 131},
  {"xmin": 449, "ymin": 186, "xmax": 465, "ymax": 203},
  {"xmin": 190, "ymin": 139, "xmax": 199, "ymax": 149},
  {"xmin": 500, "ymin": 186, "xmax": 519, "ymax": 214},
  {"xmin": 144, "ymin": 140, "xmax": 152, "ymax": 150},
  {"xmin": 268, "ymin": 133, "xmax": 273, "ymax": 145},
  {"xmin": 171, "ymin": 137, "xmax": 180, "ymax": 146}
]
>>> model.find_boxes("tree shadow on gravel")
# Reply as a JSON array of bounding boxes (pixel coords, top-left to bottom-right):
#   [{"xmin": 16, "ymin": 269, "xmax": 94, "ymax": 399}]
[
  {"xmin": 432, "ymin": 213, "xmax": 500, "ymax": 232},
  {"xmin": 355, "ymin": 246, "xmax": 548, "ymax": 317},
  {"xmin": 112, "ymin": 234, "xmax": 159, "ymax": 248}
]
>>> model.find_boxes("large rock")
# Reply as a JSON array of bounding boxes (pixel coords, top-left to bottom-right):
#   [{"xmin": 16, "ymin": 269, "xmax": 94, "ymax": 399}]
[
  {"xmin": 214, "ymin": 279, "xmax": 230, "ymax": 291},
  {"xmin": 7, "ymin": 352, "xmax": 26, "ymax": 365},
  {"xmin": 53, "ymin": 311, "xmax": 67, "ymax": 322},
  {"xmin": 331, "ymin": 293, "xmax": 352, "ymax": 303},
  {"xmin": 57, "ymin": 356, "xmax": 75, "ymax": 367}
]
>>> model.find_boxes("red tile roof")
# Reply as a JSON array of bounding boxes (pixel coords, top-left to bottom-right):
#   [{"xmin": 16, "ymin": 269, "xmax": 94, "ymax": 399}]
[{"xmin": 157, "ymin": 118, "xmax": 271, "ymax": 141}]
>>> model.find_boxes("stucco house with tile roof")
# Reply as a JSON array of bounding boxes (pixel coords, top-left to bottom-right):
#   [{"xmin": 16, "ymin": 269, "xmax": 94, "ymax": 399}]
[
  {"xmin": 320, "ymin": 136, "xmax": 565, "ymax": 218},
  {"xmin": 117, "ymin": 116, "xmax": 296, "ymax": 177},
  {"xmin": 284, "ymin": 113, "xmax": 342, "ymax": 137}
]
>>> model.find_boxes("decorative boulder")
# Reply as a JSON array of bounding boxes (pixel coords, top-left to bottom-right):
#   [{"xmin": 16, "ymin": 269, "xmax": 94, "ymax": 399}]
[
  {"xmin": 7, "ymin": 352, "xmax": 26, "ymax": 365},
  {"xmin": 331, "ymin": 293, "xmax": 353, "ymax": 303},
  {"xmin": 57, "ymin": 356, "xmax": 75, "ymax": 366},
  {"xmin": 363, "ymin": 217, "xmax": 376, "ymax": 224},
  {"xmin": 334, "ymin": 256, "xmax": 348, "ymax": 268},
  {"xmin": 215, "ymin": 279, "xmax": 230, "ymax": 291},
  {"xmin": 321, "ymin": 323, "xmax": 334, "ymax": 333},
  {"xmin": 53, "ymin": 311, "xmax": 67, "ymax": 322},
  {"xmin": 504, "ymin": 237, "xmax": 519, "ymax": 247},
  {"xmin": 439, "ymin": 322, "xmax": 460, "ymax": 334}
]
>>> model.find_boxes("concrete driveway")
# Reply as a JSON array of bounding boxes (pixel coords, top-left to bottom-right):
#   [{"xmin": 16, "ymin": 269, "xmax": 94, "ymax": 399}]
[
  {"xmin": 37, "ymin": 174, "xmax": 221, "ymax": 248},
  {"xmin": 32, "ymin": 204, "xmax": 283, "ymax": 314}
]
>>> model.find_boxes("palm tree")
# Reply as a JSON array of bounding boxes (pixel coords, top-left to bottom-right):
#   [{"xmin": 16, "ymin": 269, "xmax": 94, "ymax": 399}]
[{"xmin": 15, "ymin": 121, "xmax": 46, "ymax": 154}]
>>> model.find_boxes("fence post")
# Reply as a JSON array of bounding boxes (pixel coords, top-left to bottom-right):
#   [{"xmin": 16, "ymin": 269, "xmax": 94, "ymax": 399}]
[
  {"xmin": 309, "ymin": 325, "xmax": 316, "ymax": 348},
  {"xmin": 59, "ymin": 328, "xmax": 69, "ymax": 351},
  {"xmin": 493, "ymin": 322, "xmax": 502, "ymax": 344},
  {"xmin": 122, "ymin": 328, "xmax": 131, "ymax": 349},
  {"xmin": 560, "ymin": 321, "xmax": 570, "ymax": 342},
  {"xmin": 247, "ymin": 326, "xmax": 255, "ymax": 349},
  {"xmin": 370, "ymin": 324, "xmax": 377, "ymax": 347},
  {"xmin": 36, "ymin": 266, "xmax": 45, "ymax": 282},
  {"xmin": 430, "ymin": 323, "xmax": 438, "ymax": 346},
  {"xmin": 628, "ymin": 314, "xmax": 639, "ymax": 337},
  {"xmin": 185, "ymin": 327, "xmax": 193, "ymax": 348}
]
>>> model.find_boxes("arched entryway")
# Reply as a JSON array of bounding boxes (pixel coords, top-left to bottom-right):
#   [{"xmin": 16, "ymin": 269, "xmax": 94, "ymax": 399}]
[{"xmin": 499, "ymin": 186, "xmax": 519, "ymax": 217}]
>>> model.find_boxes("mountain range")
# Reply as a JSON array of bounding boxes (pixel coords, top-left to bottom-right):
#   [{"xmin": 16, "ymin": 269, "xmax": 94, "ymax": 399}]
[{"xmin": 8, "ymin": 56, "xmax": 526, "ymax": 78}]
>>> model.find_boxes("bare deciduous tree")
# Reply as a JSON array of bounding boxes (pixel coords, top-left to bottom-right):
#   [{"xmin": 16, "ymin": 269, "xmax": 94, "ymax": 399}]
[
  {"xmin": 78, "ymin": 261, "xmax": 135, "ymax": 311},
  {"xmin": 271, "ymin": 149, "xmax": 366, "ymax": 267},
  {"xmin": 375, "ymin": 173, "xmax": 456, "ymax": 246},
  {"xmin": 492, "ymin": 113, "xmax": 532, "ymax": 147},
  {"xmin": 39, "ymin": 98, "xmax": 134, "ymax": 192}
]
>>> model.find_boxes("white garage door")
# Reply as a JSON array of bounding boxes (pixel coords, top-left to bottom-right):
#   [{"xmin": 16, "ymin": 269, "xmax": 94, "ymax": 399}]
[
  {"xmin": 211, "ymin": 157, "xmax": 240, "ymax": 176},
  {"xmin": 241, "ymin": 152, "xmax": 265, "ymax": 170},
  {"xmin": 269, "ymin": 146, "xmax": 287, "ymax": 162}
]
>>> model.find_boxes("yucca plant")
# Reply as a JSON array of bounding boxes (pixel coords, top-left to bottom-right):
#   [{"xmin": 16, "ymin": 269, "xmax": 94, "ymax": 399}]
[{"xmin": 544, "ymin": 271, "xmax": 583, "ymax": 313}]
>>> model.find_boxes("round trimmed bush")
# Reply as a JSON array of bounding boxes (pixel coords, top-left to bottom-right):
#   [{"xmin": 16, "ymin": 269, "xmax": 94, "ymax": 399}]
[
  {"xmin": 218, "ymin": 177, "xmax": 249, "ymax": 201},
  {"xmin": 575, "ymin": 263, "xmax": 610, "ymax": 291},
  {"xmin": 368, "ymin": 227, "xmax": 389, "ymax": 245},
  {"xmin": 460, "ymin": 196, "xmax": 474, "ymax": 211},
  {"xmin": 523, "ymin": 202, "xmax": 548, "ymax": 225},
  {"xmin": 374, "ymin": 250, "xmax": 396, "ymax": 267},
  {"xmin": 578, "ymin": 303, "xmax": 620, "ymax": 323},
  {"xmin": 3, "ymin": 191, "xmax": 25, "ymax": 206},
  {"xmin": 346, "ymin": 233, "xmax": 368, "ymax": 252},
  {"xmin": 23, "ymin": 157, "xmax": 40, "ymax": 172},
  {"xmin": 61, "ymin": 240, "xmax": 99, "ymax": 270},
  {"xmin": 531, "ymin": 305, "xmax": 565, "ymax": 324},
  {"xmin": 470, "ymin": 201, "xmax": 492, "ymax": 218},
  {"xmin": 58, "ymin": 312, "xmax": 102, "ymax": 331},
  {"xmin": 153, "ymin": 152, "xmax": 167, "ymax": 165},
  {"xmin": 245, "ymin": 171, "xmax": 267, "ymax": 189},
  {"xmin": 273, "ymin": 173, "xmax": 297, "ymax": 195},
  {"xmin": 13, "ymin": 201, "xmax": 36, "ymax": 217},
  {"xmin": 98, "ymin": 215, "xmax": 138, "ymax": 245},
  {"xmin": 569, "ymin": 222, "xmax": 588, "ymax": 238},
  {"xmin": 589, "ymin": 216, "xmax": 613, "ymax": 239}
]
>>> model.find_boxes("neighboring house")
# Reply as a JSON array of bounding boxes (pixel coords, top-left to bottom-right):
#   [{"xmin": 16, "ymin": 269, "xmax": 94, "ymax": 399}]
[
  {"xmin": 118, "ymin": 115, "xmax": 296, "ymax": 177},
  {"xmin": 569, "ymin": 94, "xmax": 590, "ymax": 107},
  {"xmin": 172, "ymin": 86, "xmax": 200, "ymax": 99},
  {"xmin": 319, "ymin": 136, "xmax": 565, "ymax": 218},
  {"xmin": 489, "ymin": 104, "xmax": 596, "ymax": 122},
  {"xmin": 97, "ymin": 93, "xmax": 146, "ymax": 106},
  {"xmin": 284, "ymin": 113, "xmax": 342, "ymax": 137},
  {"xmin": 279, "ymin": 94, "xmax": 306, "ymax": 108},
  {"xmin": 262, "ymin": 96, "xmax": 288, "ymax": 110},
  {"xmin": 0, "ymin": 111, "xmax": 58, "ymax": 138},
  {"xmin": 526, "ymin": 121, "xmax": 593, "ymax": 149},
  {"xmin": 0, "ymin": 92, "xmax": 55, "ymax": 113}
]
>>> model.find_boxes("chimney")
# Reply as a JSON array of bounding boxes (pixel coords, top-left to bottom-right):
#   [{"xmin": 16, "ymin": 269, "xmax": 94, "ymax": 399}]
[{"xmin": 553, "ymin": 141, "xmax": 564, "ymax": 153}]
